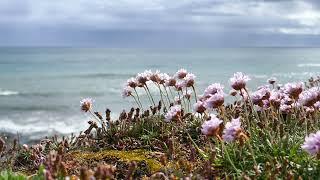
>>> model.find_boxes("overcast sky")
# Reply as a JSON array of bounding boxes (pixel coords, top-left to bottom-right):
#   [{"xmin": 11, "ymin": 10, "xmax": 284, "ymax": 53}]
[{"xmin": 1, "ymin": 0, "xmax": 320, "ymax": 47}]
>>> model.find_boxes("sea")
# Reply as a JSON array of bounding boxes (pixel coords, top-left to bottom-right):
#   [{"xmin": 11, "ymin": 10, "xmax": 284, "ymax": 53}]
[{"xmin": 0, "ymin": 47, "xmax": 319, "ymax": 142}]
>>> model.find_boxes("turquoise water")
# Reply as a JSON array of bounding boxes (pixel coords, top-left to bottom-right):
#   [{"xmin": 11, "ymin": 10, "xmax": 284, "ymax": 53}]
[{"xmin": 0, "ymin": 47, "xmax": 319, "ymax": 140}]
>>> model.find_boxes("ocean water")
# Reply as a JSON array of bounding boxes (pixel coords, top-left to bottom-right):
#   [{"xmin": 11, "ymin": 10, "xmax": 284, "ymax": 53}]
[{"xmin": 0, "ymin": 47, "xmax": 319, "ymax": 141}]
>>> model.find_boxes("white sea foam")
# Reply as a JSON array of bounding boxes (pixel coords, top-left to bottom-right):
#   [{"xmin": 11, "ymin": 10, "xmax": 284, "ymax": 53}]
[
  {"xmin": 251, "ymin": 74, "xmax": 268, "ymax": 79},
  {"xmin": 0, "ymin": 112, "xmax": 119, "ymax": 140},
  {"xmin": 297, "ymin": 63, "xmax": 320, "ymax": 67},
  {"xmin": 0, "ymin": 89, "xmax": 19, "ymax": 96}
]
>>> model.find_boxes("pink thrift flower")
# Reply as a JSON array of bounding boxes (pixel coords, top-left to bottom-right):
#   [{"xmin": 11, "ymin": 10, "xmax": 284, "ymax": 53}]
[
  {"xmin": 122, "ymin": 86, "xmax": 133, "ymax": 98},
  {"xmin": 175, "ymin": 68, "xmax": 188, "ymax": 79},
  {"xmin": 193, "ymin": 101, "xmax": 206, "ymax": 113},
  {"xmin": 159, "ymin": 73, "xmax": 170, "ymax": 84},
  {"xmin": 184, "ymin": 73, "xmax": 196, "ymax": 87},
  {"xmin": 280, "ymin": 104, "xmax": 291, "ymax": 113},
  {"xmin": 284, "ymin": 82, "xmax": 303, "ymax": 99},
  {"xmin": 251, "ymin": 91, "xmax": 264, "ymax": 106},
  {"xmin": 314, "ymin": 101, "xmax": 320, "ymax": 110},
  {"xmin": 149, "ymin": 70, "xmax": 161, "ymax": 83},
  {"xmin": 230, "ymin": 72, "xmax": 250, "ymax": 90},
  {"xmin": 175, "ymin": 81, "xmax": 186, "ymax": 91},
  {"xmin": 302, "ymin": 131, "xmax": 320, "ymax": 156},
  {"xmin": 299, "ymin": 89, "xmax": 319, "ymax": 107},
  {"xmin": 222, "ymin": 118, "xmax": 241, "ymax": 142},
  {"xmin": 269, "ymin": 90, "xmax": 282, "ymax": 108},
  {"xmin": 204, "ymin": 83, "xmax": 224, "ymax": 96},
  {"xmin": 127, "ymin": 77, "xmax": 138, "ymax": 88},
  {"xmin": 164, "ymin": 105, "xmax": 182, "ymax": 122},
  {"xmin": 136, "ymin": 70, "xmax": 152, "ymax": 85},
  {"xmin": 165, "ymin": 76, "xmax": 176, "ymax": 87},
  {"xmin": 201, "ymin": 114, "xmax": 223, "ymax": 136},
  {"xmin": 204, "ymin": 93, "xmax": 224, "ymax": 109}
]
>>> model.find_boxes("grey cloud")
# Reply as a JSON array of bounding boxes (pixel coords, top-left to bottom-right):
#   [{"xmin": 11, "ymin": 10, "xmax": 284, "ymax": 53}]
[{"xmin": 0, "ymin": 0, "xmax": 319, "ymax": 46}]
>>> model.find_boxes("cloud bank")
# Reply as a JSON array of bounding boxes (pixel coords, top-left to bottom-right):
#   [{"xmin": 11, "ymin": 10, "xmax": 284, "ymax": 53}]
[{"xmin": 1, "ymin": 0, "xmax": 320, "ymax": 47}]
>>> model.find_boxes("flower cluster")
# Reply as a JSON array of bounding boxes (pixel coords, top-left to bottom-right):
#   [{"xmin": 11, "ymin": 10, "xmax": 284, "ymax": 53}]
[
  {"xmin": 201, "ymin": 116, "xmax": 247, "ymax": 143},
  {"xmin": 195, "ymin": 83, "xmax": 225, "ymax": 112},
  {"xmin": 122, "ymin": 69, "xmax": 198, "ymax": 111}
]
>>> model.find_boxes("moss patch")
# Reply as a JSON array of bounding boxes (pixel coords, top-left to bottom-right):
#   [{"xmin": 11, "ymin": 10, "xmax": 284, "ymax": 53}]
[{"xmin": 71, "ymin": 149, "xmax": 163, "ymax": 172}]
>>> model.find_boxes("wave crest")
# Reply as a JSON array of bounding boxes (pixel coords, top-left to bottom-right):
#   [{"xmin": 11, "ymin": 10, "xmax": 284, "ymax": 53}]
[
  {"xmin": 297, "ymin": 63, "xmax": 320, "ymax": 67},
  {"xmin": 0, "ymin": 89, "xmax": 19, "ymax": 96}
]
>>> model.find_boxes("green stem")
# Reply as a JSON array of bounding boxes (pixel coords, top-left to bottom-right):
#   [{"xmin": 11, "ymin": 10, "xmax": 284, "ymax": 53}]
[
  {"xmin": 192, "ymin": 85, "xmax": 198, "ymax": 102},
  {"xmin": 145, "ymin": 85, "xmax": 156, "ymax": 106},
  {"xmin": 134, "ymin": 88, "xmax": 143, "ymax": 109}
]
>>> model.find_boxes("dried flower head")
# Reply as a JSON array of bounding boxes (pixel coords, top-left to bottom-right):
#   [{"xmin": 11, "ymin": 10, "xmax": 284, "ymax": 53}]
[
  {"xmin": 222, "ymin": 117, "xmax": 242, "ymax": 142},
  {"xmin": 201, "ymin": 114, "xmax": 223, "ymax": 136},
  {"xmin": 229, "ymin": 90, "xmax": 237, "ymax": 96},
  {"xmin": 268, "ymin": 77, "xmax": 277, "ymax": 85},
  {"xmin": 80, "ymin": 98, "xmax": 93, "ymax": 112},
  {"xmin": 302, "ymin": 131, "xmax": 320, "ymax": 156},
  {"xmin": 230, "ymin": 72, "xmax": 251, "ymax": 90},
  {"xmin": 175, "ymin": 68, "xmax": 188, "ymax": 79}
]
